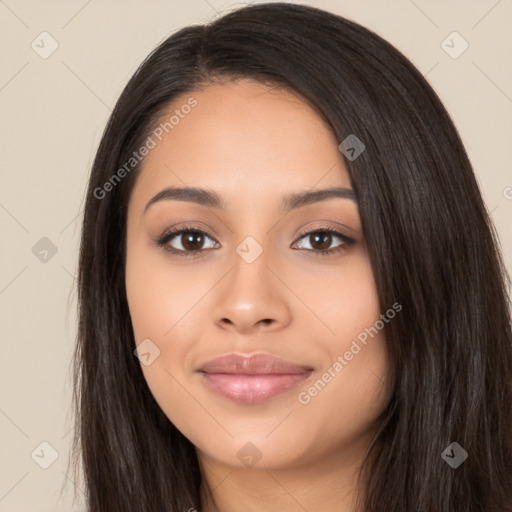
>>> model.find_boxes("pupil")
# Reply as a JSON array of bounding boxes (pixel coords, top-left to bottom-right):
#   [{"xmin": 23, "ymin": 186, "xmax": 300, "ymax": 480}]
[
  {"xmin": 312, "ymin": 232, "xmax": 331, "ymax": 251},
  {"xmin": 183, "ymin": 232, "xmax": 203, "ymax": 250}
]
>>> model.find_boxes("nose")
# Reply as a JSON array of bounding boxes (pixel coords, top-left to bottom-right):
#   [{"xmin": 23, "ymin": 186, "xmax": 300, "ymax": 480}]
[{"xmin": 212, "ymin": 249, "xmax": 292, "ymax": 335}]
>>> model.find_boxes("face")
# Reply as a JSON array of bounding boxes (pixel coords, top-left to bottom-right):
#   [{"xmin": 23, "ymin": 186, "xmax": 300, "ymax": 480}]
[{"xmin": 125, "ymin": 79, "xmax": 392, "ymax": 471}]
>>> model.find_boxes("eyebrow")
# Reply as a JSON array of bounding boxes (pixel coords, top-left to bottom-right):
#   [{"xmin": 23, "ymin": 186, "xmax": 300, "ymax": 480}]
[{"xmin": 143, "ymin": 185, "xmax": 356, "ymax": 215}]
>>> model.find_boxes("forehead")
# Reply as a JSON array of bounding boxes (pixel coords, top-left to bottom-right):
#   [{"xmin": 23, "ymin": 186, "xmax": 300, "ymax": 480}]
[{"xmin": 129, "ymin": 79, "xmax": 352, "ymax": 213}]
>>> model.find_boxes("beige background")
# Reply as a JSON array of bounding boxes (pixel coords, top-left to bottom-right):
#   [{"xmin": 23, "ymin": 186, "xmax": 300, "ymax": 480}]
[{"xmin": 0, "ymin": 1, "xmax": 511, "ymax": 510}]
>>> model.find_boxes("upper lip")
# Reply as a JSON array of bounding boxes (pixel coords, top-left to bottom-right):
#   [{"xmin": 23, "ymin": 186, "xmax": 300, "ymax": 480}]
[{"xmin": 197, "ymin": 353, "xmax": 314, "ymax": 375}]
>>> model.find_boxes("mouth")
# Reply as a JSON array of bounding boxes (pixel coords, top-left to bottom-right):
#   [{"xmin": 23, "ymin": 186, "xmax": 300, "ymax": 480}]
[
  {"xmin": 198, "ymin": 372, "xmax": 314, "ymax": 404},
  {"xmin": 196, "ymin": 352, "xmax": 314, "ymax": 404}
]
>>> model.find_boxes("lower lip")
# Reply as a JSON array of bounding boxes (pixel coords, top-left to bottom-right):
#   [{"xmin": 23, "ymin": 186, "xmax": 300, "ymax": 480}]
[{"xmin": 199, "ymin": 371, "xmax": 313, "ymax": 404}]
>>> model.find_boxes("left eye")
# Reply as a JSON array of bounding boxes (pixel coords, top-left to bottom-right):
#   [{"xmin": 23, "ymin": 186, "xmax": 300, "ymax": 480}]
[
  {"xmin": 156, "ymin": 226, "xmax": 354, "ymax": 257},
  {"xmin": 293, "ymin": 228, "xmax": 353, "ymax": 254}
]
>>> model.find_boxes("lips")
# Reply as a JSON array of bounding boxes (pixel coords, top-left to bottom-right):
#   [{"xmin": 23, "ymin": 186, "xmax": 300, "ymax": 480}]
[
  {"xmin": 198, "ymin": 352, "xmax": 313, "ymax": 374},
  {"xmin": 197, "ymin": 353, "xmax": 314, "ymax": 404}
]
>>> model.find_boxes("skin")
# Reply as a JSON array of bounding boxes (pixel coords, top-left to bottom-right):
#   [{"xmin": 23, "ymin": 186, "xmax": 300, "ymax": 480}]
[{"xmin": 125, "ymin": 79, "xmax": 393, "ymax": 512}]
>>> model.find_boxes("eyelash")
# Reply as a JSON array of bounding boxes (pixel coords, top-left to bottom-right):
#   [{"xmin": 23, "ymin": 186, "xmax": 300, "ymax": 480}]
[{"xmin": 154, "ymin": 224, "xmax": 355, "ymax": 258}]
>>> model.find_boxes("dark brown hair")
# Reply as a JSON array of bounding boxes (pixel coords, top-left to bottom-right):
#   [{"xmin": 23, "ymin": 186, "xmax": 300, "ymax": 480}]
[{"xmin": 68, "ymin": 3, "xmax": 512, "ymax": 511}]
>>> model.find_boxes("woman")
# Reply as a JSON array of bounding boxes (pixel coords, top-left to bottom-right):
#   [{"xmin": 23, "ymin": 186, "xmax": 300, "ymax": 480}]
[{"xmin": 69, "ymin": 3, "xmax": 512, "ymax": 511}]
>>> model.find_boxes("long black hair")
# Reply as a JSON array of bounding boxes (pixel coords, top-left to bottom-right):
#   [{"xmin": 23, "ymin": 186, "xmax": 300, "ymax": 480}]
[{"xmin": 68, "ymin": 3, "xmax": 512, "ymax": 511}]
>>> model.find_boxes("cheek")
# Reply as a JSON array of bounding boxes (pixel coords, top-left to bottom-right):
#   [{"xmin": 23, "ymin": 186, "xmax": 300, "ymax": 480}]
[
  {"xmin": 125, "ymin": 243, "xmax": 208, "ymax": 399},
  {"xmin": 295, "ymin": 252, "xmax": 391, "ymax": 422},
  {"xmin": 294, "ymin": 247, "xmax": 382, "ymax": 343},
  {"xmin": 125, "ymin": 240, "xmax": 200, "ymax": 343},
  {"xmin": 125, "ymin": 247, "xmax": 204, "ymax": 438},
  {"xmin": 296, "ymin": 293, "xmax": 391, "ymax": 454}
]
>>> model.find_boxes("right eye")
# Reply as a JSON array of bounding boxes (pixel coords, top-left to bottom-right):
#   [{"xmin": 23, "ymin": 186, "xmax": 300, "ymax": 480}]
[{"xmin": 156, "ymin": 226, "xmax": 219, "ymax": 257}]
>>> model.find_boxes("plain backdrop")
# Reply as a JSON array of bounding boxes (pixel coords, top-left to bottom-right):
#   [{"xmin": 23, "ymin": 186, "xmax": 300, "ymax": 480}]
[{"xmin": 0, "ymin": 1, "xmax": 511, "ymax": 510}]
